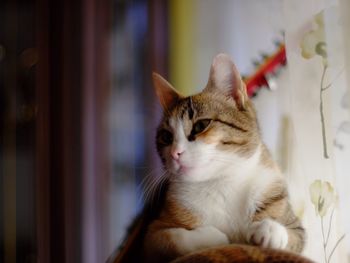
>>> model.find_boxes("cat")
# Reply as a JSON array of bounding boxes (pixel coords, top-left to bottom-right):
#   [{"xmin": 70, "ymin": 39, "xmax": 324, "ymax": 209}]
[{"xmin": 139, "ymin": 53, "xmax": 305, "ymax": 263}]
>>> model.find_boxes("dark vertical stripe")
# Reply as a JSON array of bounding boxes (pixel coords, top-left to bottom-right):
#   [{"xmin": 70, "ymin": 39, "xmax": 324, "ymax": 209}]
[{"xmin": 188, "ymin": 97, "xmax": 194, "ymax": 120}]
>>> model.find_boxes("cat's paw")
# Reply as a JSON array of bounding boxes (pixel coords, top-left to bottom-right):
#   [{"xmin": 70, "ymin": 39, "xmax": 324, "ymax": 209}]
[
  {"xmin": 170, "ymin": 225, "xmax": 229, "ymax": 254},
  {"xmin": 194, "ymin": 225, "xmax": 230, "ymax": 248},
  {"xmin": 247, "ymin": 219, "xmax": 288, "ymax": 249}
]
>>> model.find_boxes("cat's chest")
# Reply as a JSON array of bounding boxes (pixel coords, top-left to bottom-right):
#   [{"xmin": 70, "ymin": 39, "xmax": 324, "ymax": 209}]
[{"xmin": 171, "ymin": 178, "xmax": 255, "ymax": 239}]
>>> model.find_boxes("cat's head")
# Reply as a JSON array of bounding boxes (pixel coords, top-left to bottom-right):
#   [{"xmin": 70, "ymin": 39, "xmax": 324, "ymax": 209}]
[{"xmin": 154, "ymin": 54, "xmax": 261, "ymax": 182}]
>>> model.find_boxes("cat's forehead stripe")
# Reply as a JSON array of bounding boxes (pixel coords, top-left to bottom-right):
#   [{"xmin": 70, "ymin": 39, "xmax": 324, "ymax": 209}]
[
  {"xmin": 178, "ymin": 97, "xmax": 194, "ymax": 120},
  {"xmin": 188, "ymin": 97, "xmax": 194, "ymax": 120}
]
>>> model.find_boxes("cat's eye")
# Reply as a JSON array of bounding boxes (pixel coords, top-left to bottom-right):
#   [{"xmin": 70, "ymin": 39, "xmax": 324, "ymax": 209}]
[
  {"xmin": 193, "ymin": 119, "xmax": 211, "ymax": 134},
  {"xmin": 159, "ymin": 129, "xmax": 173, "ymax": 145}
]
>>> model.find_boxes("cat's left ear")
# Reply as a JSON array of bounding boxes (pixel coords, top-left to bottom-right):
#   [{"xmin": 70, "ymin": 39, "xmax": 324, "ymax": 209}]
[
  {"xmin": 152, "ymin": 72, "xmax": 183, "ymax": 110},
  {"xmin": 205, "ymin": 53, "xmax": 248, "ymax": 110}
]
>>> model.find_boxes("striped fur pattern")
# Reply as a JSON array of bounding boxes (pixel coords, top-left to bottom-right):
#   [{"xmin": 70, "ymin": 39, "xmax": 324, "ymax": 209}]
[
  {"xmin": 171, "ymin": 245, "xmax": 313, "ymax": 263},
  {"xmin": 143, "ymin": 54, "xmax": 305, "ymax": 263}
]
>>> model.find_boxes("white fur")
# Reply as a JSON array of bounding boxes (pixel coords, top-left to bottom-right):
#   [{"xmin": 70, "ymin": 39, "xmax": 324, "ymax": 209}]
[
  {"xmin": 167, "ymin": 226, "xmax": 229, "ymax": 254},
  {"xmin": 162, "ymin": 116, "xmax": 287, "ymax": 251},
  {"xmin": 247, "ymin": 219, "xmax": 288, "ymax": 249},
  {"xmin": 166, "ymin": 118, "xmax": 222, "ymax": 182}
]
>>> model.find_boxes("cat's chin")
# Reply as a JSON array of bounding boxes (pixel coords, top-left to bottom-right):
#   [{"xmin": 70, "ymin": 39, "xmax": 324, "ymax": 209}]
[
  {"xmin": 169, "ymin": 166, "xmax": 193, "ymax": 179},
  {"xmin": 170, "ymin": 168, "xmax": 220, "ymax": 183},
  {"xmin": 167, "ymin": 159, "xmax": 225, "ymax": 182}
]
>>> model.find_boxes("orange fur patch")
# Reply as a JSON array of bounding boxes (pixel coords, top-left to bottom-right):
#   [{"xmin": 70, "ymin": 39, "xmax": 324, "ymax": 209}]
[
  {"xmin": 196, "ymin": 128, "xmax": 221, "ymax": 145},
  {"xmin": 143, "ymin": 198, "xmax": 200, "ymax": 262}
]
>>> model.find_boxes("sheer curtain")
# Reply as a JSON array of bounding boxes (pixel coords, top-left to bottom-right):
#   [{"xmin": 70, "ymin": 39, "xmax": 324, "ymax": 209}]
[{"xmin": 282, "ymin": 0, "xmax": 350, "ymax": 261}]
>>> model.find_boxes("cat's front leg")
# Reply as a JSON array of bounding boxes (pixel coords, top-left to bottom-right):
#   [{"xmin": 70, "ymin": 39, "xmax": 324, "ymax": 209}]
[
  {"xmin": 168, "ymin": 225, "xmax": 230, "ymax": 254},
  {"xmin": 247, "ymin": 218, "xmax": 289, "ymax": 249}
]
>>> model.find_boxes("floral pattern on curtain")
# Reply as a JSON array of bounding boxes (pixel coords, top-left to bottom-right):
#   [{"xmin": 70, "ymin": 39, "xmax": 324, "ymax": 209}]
[{"xmin": 283, "ymin": 0, "xmax": 350, "ymax": 262}]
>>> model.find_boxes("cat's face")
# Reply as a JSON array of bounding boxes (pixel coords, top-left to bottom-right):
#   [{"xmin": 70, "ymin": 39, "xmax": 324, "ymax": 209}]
[{"xmin": 154, "ymin": 54, "xmax": 260, "ymax": 182}]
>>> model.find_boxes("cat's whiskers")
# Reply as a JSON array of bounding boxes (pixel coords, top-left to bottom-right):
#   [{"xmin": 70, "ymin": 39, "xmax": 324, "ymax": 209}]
[
  {"xmin": 155, "ymin": 171, "xmax": 170, "ymax": 203},
  {"xmin": 140, "ymin": 169, "xmax": 161, "ymax": 201},
  {"xmin": 139, "ymin": 168, "xmax": 159, "ymax": 190},
  {"xmin": 143, "ymin": 175, "xmax": 162, "ymax": 203},
  {"xmin": 141, "ymin": 170, "xmax": 169, "ymax": 204}
]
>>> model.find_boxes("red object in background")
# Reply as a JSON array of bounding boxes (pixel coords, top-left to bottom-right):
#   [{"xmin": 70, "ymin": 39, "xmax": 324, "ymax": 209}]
[{"xmin": 244, "ymin": 44, "xmax": 286, "ymax": 97}]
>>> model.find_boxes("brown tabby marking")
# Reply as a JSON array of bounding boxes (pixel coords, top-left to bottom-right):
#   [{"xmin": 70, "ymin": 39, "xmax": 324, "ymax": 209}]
[
  {"xmin": 144, "ymin": 199, "xmax": 200, "ymax": 263},
  {"xmin": 260, "ymin": 144, "xmax": 280, "ymax": 171},
  {"xmin": 172, "ymin": 245, "xmax": 314, "ymax": 263},
  {"xmin": 253, "ymin": 182, "xmax": 305, "ymax": 253},
  {"xmin": 156, "ymin": 92, "xmax": 260, "ymax": 160}
]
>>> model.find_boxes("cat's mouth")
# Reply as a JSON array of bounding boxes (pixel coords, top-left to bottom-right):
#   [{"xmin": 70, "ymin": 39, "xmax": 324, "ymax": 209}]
[
  {"xmin": 171, "ymin": 162, "xmax": 193, "ymax": 175},
  {"xmin": 177, "ymin": 164, "xmax": 192, "ymax": 174}
]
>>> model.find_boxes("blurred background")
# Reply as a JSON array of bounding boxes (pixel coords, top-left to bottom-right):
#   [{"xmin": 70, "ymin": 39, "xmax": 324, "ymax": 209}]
[{"xmin": 1, "ymin": 0, "xmax": 350, "ymax": 262}]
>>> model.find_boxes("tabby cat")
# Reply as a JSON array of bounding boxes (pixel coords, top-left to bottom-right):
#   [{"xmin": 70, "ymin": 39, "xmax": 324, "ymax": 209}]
[{"xmin": 142, "ymin": 54, "xmax": 305, "ymax": 262}]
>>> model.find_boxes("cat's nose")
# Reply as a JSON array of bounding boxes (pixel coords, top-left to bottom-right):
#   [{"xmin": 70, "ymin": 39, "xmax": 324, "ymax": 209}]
[{"xmin": 171, "ymin": 149, "xmax": 184, "ymax": 160}]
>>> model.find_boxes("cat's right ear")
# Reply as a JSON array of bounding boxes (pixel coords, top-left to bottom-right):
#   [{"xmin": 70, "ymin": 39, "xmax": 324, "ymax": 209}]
[
  {"xmin": 152, "ymin": 72, "xmax": 182, "ymax": 110},
  {"xmin": 205, "ymin": 53, "xmax": 248, "ymax": 110}
]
